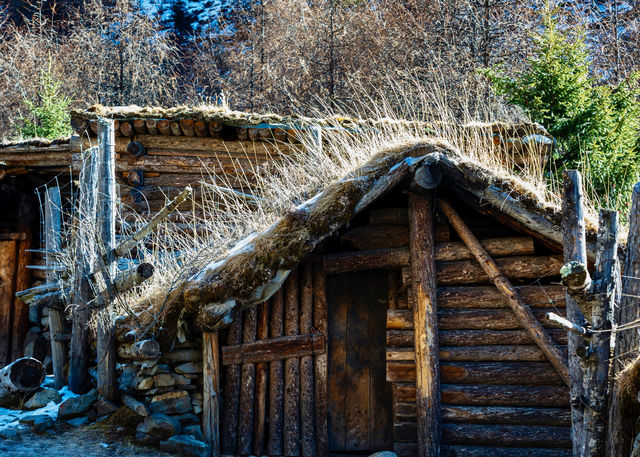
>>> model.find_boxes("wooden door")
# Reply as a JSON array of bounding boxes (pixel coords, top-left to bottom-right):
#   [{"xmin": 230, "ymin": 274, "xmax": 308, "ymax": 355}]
[
  {"xmin": 327, "ymin": 270, "xmax": 393, "ymax": 454},
  {"xmin": 0, "ymin": 240, "xmax": 18, "ymax": 366}
]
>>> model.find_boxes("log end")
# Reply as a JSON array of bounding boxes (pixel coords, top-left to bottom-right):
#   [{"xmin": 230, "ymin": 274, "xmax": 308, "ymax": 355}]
[
  {"xmin": 7, "ymin": 357, "xmax": 45, "ymax": 392},
  {"xmin": 137, "ymin": 263, "xmax": 155, "ymax": 280}
]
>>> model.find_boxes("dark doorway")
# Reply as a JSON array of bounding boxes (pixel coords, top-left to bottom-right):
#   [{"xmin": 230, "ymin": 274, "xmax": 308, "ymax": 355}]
[{"xmin": 327, "ymin": 270, "xmax": 393, "ymax": 455}]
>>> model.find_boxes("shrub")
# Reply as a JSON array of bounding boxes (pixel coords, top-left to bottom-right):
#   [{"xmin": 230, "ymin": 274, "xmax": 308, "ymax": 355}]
[
  {"xmin": 481, "ymin": 7, "xmax": 640, "ymax": 210},
  {"xmin": 20, "ymin": 64, "xmax": 72, "ymax": 139}
]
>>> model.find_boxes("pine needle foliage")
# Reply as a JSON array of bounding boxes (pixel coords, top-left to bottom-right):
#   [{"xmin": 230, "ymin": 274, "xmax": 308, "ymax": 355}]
[{"xmin": 481, "ymin": 6, "xmax": 640, "ymax": 211}]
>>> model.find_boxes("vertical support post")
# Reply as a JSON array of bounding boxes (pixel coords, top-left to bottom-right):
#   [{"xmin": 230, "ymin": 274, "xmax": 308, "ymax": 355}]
[
  {"xmin": 313, "ymin": 264, "xmax": 329, "ymax": 457},
  {"xmin": 237, "ymin": 307, "xmax": 257, "ymax": 455},
  {"xmin": 69, "ymin": 145, "xmax": 99, "ymax": 394},
  {"xmin": 45, "ymin": 187, "xmax": 66, "ymax": 389},
  {"xmin": 221, "ymin": 309, "xmax": 243, "ymax": 454},
  {"xmin": 562, "ymin": 170, "xmax": 588, "ymax": 457},
  {"xmin": 408, "ymin": 193, "xmax": 441, "ymax": 457},
  {"xmin": 583, "ymin": 210, "xmax": 619, "ymax": 457},
  {"xmin": 268, "ymin": 289, "xmax": 285, "ymax": 455},
  {"xmin": 608, "ymin": 182, "xmax": 640, "ymax": 457},
  {"xmin": 203, "ymin": 332, "xmax": 221, "ymax": 457},
  {"xmin": 11, "ymin": 231, "xmax": 32, "ymax": 361},
  {"xmin": 253, "ymin": 301, "xmax": 269, "ymax": 456},
  {"xmin": 300, "ymin": 262, "xmax": 316, "ymax": 457},
  {"xmin": 284, "ymin": 268, "xmax": 301, "ymax": 457},
  {"xmin": 96, "ymin": 118, "xmax": 117, "ymax": 400}
]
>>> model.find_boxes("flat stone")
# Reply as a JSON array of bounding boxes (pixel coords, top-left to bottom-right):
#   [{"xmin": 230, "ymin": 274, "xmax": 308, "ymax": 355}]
[
  {"xmin": 67, "ymin": 416, "xmax": 89, "ymax": 427},
  {"xmin": 159, "ymin": 435, "xmax": 209, "ymax": 457},
  {"xmin": 163, "ymin": 349, "xmax": 202, "ymax": 364},
  {"xmin": 24, "ymin": 388, "xmax": 62, "ymax": 410},
  {"xmin": 94, "ymin": 399, "xmax": 119, "ymax": 417},
  {"xmin": 135, "ymin": 414, "xmax": 181, "ymax": 444},
  {"xmin": 369, "ymin": 452, "xmax": 397, "ymax": 457},
  {"xmin": 174, "ymin": 362, "xmax": 202, "ymax": 374},
  {"xmin": 33, "ymin": 415, "xmax": 54, "ymax": 433},
  {"xmin": 149, "ymin": 391, "xmax": 192, "ymax": 415},
  {"xmin": 19, "ymin": 412, "xmax": 51, "ymax": 424},
  {"xmin": 183, "ymin": 424, "xmax": 205, "ymax": 442},
  {"xmin": 138, "ymin": 374, "xmax": 191, "ymax": 390},
  {"xmin": 58, "ymin": 388, "xmax": 98, "ymax": 420}
]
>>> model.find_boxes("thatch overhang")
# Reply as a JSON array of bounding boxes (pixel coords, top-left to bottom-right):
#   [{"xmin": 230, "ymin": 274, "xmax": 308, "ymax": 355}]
[{"xmin": 161, "ymin": 138, "xmax": 596, "ymax": 333}]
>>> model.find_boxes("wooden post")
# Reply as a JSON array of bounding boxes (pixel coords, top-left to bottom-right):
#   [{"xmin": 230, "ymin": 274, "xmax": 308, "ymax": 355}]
[
  {"xmin": 11, "ymin": 232, "xmax": 32, "ymax": 361},
  {"xmin": 409, "ymin": 193, "xmax": 441, "ymax": 457},
  {"xmin": 69, "ymin": 146, "xmax": 99, "ymax": 394},
  {"xmin": 268, "ymin": 289, "xmax": 285, "ymax": 456},
  {"xmin": 608, "ymin": 182, "xmax": 640, "ymax": 457},
  {"xmin": 438, "ymin": 199, "xmax": 570, "ymax": 385},
  {"xmin": 45, "ymin": 187, "xmax": 66, "ymax": 389},
  {"xmin": 96, "ymin": 118, "xmax": 117, "ymax": 400},
  {"xmin": 284, "ymin": 268, "xmax": 301, "ymax": 457},
  {"xmin": 253, "ymin": 301, "xmax": 269, "ymax": 456},
  {"xmin": 300, "ymin": 263, "xmax": 316, "ymax": 457},
  {"xmin": 203, "ymin": 332, "xmax": 221, "ymax": 457},
  {"xmin": 0, "ymin": 240, "xmax": 17, "ymax": 367},
  {"xmin": 313, "ymin": 264, "xmax": 329, "ymax": 457},
  {"xmin": 237, "ymin": 307, "xmax": 257, "ymax": 455},
  {"xmin": 583, "ymin": 210, "xmax": 618, "ymax": 457},
  {"xmin": 562, "ymin": 170, "xmax": 588, "ymax": 457},
  {"xmin": 221, "ymin": 309, "xmax": 242, "ymax": 454}
]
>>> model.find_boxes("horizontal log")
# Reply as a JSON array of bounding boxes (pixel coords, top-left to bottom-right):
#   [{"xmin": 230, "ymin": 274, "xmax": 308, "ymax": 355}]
[
  {"xmin": 438, "ymin": 285, "xmax": 566, "ymax": 309},
  {"xmin": 117, "ymin": 340, "xmax": 160, "ymax": 360},
  {"xmin": 387, "ymin": 329, "xmax": 568, "ymax": 347},
  {"xmin": 395, "ymin": 421, "xmax": 418, "ymax": 442},
  {"xmin": 441, "ymin": 423, "xmax": 571, "ymax": 448},
  {"xmin": 441, "ymin": 446, "xmax": 571, "ymax": 457},
  {"xmin": 394, "ymin": 401, "xmax": 417, "ymax": 420},
  {"xmin": 323, "ymin": 238, "xmax": 536, "ymax": 274},
  {"xmin": 369, "ymin": 208, "xmax": 408, "ymax": 225},
  {"xmin": 387, "ymin": 308, "xmax": 566, "ymax": 331},
  {"xmin": 442, "ymin": 405, "xmax": 571, "ymax": 426},
  {"xmin": 386, "ymin": 345, "xmax": 564, "ymax": 362},
  {"xmin": 386, "ymin": 361, "xmax": 564, "ymax": 385},
  {"xmin": 221, "ymin": 333, "xmax": 325, "ymax": 365},
  {"xmin": 133, "ymin": 134, "xmax": 293, "ymax": 155},
  {"xmin": 341, "ymin": 224, "xmax": 450, "ymax": 249},
  {"xmin": 123, "ymin": 394, "xmax": 148, "ymax": 416},
  {"xmin": 394, "ymin": 383, "xmax": 569, "ymax": 407},
  {"xmin": 140, "ymin": 173, "xmax": 255, "ymax": 189},
  {"xmin": 437, "ymin": 255, "xmax": 563, "ymax": 285}
]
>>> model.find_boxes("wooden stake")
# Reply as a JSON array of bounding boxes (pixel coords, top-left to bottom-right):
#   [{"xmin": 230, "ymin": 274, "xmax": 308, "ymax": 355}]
[
  {"xmin": 203, "ymin": 332, "xmax": 221, "ymax": 457},
  {"xmin": 409, "ymin": 194, "xmax": 441, "ymax": 457},
  {"xmin": 562, "ymin": 170, "xmax": 588, "ymax": 457},
  {"xmin": 438, "ymin": 199, "xmax": 570, "ymax": 385},
  {"xmin": 268, "ymin": 289, "xmax": 285, "ymax": 456},
  {"xmin": 300, "ymin": 263, "xmax": 316, "ymax": 457},
  {"xmin": 313, "ymin": 264, "xmax": 328, "ymax": 457},
  {"xmin": 253, "ymin": 301, "xmax": 269, "ymax": 456},
  {"xmin": 221, "ymin": 309, "xmax": 242, "ymax": 454},
  {"xmin": 237, "ymin": 308, "xmax": 257, "ymax": 455},
  {"xmin": 45, "ymin": 187, "xmax": 66, "ymax": 389},
  {"xmin": 583, "ymin": 210, "xmax": 618, "ymax": 457},
  {"xmin": 284, "ymin": 268, "xmax": 301, "ymax": 457},
  {"xmin": 96, "ymin": 118, "xmax": 117, "ymax": 401}
]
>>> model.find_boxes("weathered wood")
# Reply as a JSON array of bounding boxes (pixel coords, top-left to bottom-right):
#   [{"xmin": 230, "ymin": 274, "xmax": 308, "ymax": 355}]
[
  {"xmin": 44, "ymin": 186, "xmax": 66, "ymax": 388},
  {"xmin": 441, "ymin": 446, "xmax": 571, "ymax": 457},
  {"xmin": 442, "ymin": 405, "xmax": 571, "ymax": 426},
  {"xmin": 387, "ymin": 345, "xmax": 563, "ymax": 362},
  {"xmin": 253, "ymin": 302, "xmax": 269, "ymax": 456},
  {"xmin": 194, "ymin": 120, "xmax": 209, "ymax": 137},
  {"xmin": 546, "ymin": 312, "xmax": 591, "ymax": 338},
  {"xmin": 222, "ymin": 333, "xmax": 325, "ymax": 365},
  {"xmin": 117, "ymin": 339, "xmax": 160, "ymax": 360},
  {"xmin": 387, "ymin": 361, "xmax": 564, "ymax": 385},
  {"xmin": 438, "ymin": 285, "xmax": 566, "ymax": 309},
  {"xmin": 323, "ymin": 237, "xmax": 534, "ymax": 274},
  {"xmin": 412, "ymin": 160, "xmax": 442, "ymax": 190},
  {"xmin": 132, "ymin": 119, "xmax": 147, "ymax": 135},
  {"xmin": 583, "ymin": 210, "xmax": 618, "ymax": 457},
  {"xmin": 268, "ymin": 289, "xmax": 285, "ymax": 456},
  {"xmin": 0, "ymin": 240, "xmax": 17, "ymax": 366},
  {"xmin": 97, "ymin": 119, "xmax": 118, "ymax": 401},
  {"xmin": 122, "ymin": 394, "xmax": 148, "ymax": 416},
  {"xmin": 354, "ymin": 160, "xmax": 413, "ymax": 214},
  {"xmin": 112, "ymin": 263, "xmax": 154, "ymax": 292},
  {"xmin": 145, "ymin": 120, "xmax": 159, "ymax": 135},
  {"xmin": 437, "ymin": 255, "xmax": 562, "ymax": 285},
  {"xmin": 132, "ymin": 134, "xmax": 290, "ymax": 155},
  {"xmin": 179, "ymin": 119, "xmax": 195, "ymax": 137},
  {"xmin": 11, "ymin": 235, "xmax": 31, "ymax": 361},
  {"xmin": 157, "ymin": 120, "xmax": 171, "ymax": 136},
  {"xmin": 609, "ymin": 182, "xmax": 640, "ymax": 457},
  {"xmin": 561, "ymin": 170, "xmax": 588, "ymax": 457},
  {"xmin": 441, "ymin": 423, "xmax": 571, "ymax": 448},
  {"xmin": 284, "ymin": 269, "xmax": 301, "ymax": 456},
  {"xmin": 438, "ymin": 199, "xmax": 570, "ymax": 385},
  {"xmin": 369, "ymin": 208, "xmax": 408, "ymax": 225},
  {"xmin": 203, "ymin": 332, "xmax": 221, "ymax": 457},
  {"xmin": 237, "ymin": 307, "xmax": 257, "ymax": 455},
  {"xmin": 126, "ymin": 141, "xmax": 146, "ymax": 157},
  {"xmin": 300, "ymin": 263, "xmax": 316, "ymax": 457},
  {"xmin": 409, "ymin": 194, "xmax": 441, "ymax": 457},
  {"xmin": 120, "ymin": 121, "xmax": 134, "ymax": 137},
  {"xmin": 387, "ymin": 308, "xmax": 565, "ymax": 331},
  {"xmin": 440, "ymin": 383, "xmax": 570, "ymax": 407},
  {"xmin": 170, "ymin": 121, "xmax": 182, "ymax": 136},
  {"xmin": 0, "ymin": 357, "xmax": 44, "ymax": 397},
  {"xmin": 222, "ymin": 309, "xmax": 242, "ymax": 454},
  {"xmin": 388, "ymin": 329, "xmax": 568, "ymax": 347},
  {"xmin": 313, "ymin": 264, "xmax": 329, "ymax": 457}
]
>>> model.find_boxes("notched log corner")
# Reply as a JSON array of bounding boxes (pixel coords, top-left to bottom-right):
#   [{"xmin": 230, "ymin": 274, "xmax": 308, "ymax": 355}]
[{"xmin": 561, "ymin": 261, "xmax": 595, "ymax": 319}]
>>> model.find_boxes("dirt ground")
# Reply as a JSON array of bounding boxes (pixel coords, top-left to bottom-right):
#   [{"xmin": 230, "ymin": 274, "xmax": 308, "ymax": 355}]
[{"xmin": 0, "ymin": 426, "xmax": 175, "ymax": 457}]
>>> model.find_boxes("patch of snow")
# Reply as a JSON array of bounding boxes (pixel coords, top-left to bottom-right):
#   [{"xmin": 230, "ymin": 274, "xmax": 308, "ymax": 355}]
[{"xmin": 0, "ymin": 383, "xmax": 78, "ymax": 431}]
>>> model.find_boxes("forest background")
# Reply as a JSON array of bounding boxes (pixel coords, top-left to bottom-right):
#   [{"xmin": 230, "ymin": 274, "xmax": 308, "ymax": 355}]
[{"xmin": 2, "ymin": 0, "xmax": 640, "ymax": 209}]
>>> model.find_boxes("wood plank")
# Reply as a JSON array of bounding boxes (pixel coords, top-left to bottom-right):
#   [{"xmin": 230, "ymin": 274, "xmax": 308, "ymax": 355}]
[
  {"xmin": 221, "ymin": 309, "xmax": 243, "ymax": 454},
  {"xmin": 203, "ymin": 332, "xmax": 221, "ymax": 457},
  {"xmin": 222, "ymin": 333, "xmax": 325, "ymax": 365},
  {"xmin": 441, "ymin": 423, "xmax": 571, "ymax": 448},
  {"xmin": 386, "ymin": 345, "xmax": 565, "ymax": 362},
  {"xmin": 442, "ymin": 405, "xmax": 571, "ymax": 426},
  {"xmin": 341, "ymin": 224, "xmax": 450, "ymax": 249},
  {"xmin": 323, "ymin": 237, "xmax": 535, "ymax": 274},
  {"xmin": 387, "ymin": 329, "xmax": 568, "ymax": 347},
  {"xmin": 387, "ymin": 361, "xmax": 564, "ymax": 385},
  {"xmin": 387, "ymin": 308, "xmax": 566, "ymax": 331},
  {"xmin": 253, "ymin": 302, "xmax": 269, "ymax": 456},
  {"xmin": 313, "ymin": 264, "xmax": 329, "ymax": 457},
  {"xmin": 441, "ymin": 445, "xmax": 571, "ymax": 457},
  {"xmin": 0, "ymin": 241, "xmax": 17, "ymax": 366},
  {"xmin": 408, "ymin": 194, "xmax": 440, "ymax": 457},
  {"xmin": 11, "ymin": 235, "xmax": 31, "ymax": 360},
  {"xmin": 268, "ymin": 290, "xmax": 284, "ymax": 456},
  {"xmin": 327, "ymin": 273, "xmax": 347, "ymax": 451},
  {"xmin": 237, "ymin": 307, "xmax": 257, "ymax": 455},
  {"xmin": 299, "ymin": 263, "xmax": 316, "ymax": 457},
  {"xmin": 437, "ymin": 285, "xmax": 566, "ymax": 309},
  {"xmin": 284, "ymin": 269, "xmax": 301, "ymax": 456}
]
